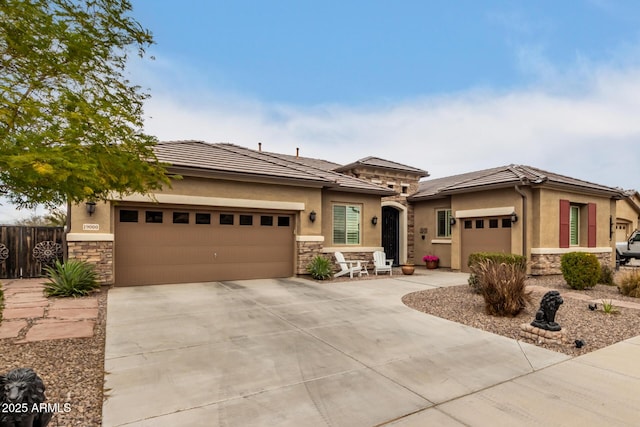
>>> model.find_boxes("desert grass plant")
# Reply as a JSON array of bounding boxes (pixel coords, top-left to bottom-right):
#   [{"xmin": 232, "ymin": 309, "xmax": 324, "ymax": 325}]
[
  {"xmin": 470, "ymin": 259, "xmax": 531, "ymax": 316},
  {"xmin": 601, "ymin": 299, "xmax": 618, "ymax": 314},
  {"xmin": 617, "ymin": 269, "xmax": 640, "ymax": 298},
  {"xmin": 307, "ymin": 255, "xmax": 333, "ymax": 280},
  {"xmin": 43, "ymin": 260, "xmax": 99, "ymax": 297},
  {"xmin": 468, "ymin": 252, "xmax": 527, "ymax": 294},
  {"xmin": 560, "ymin": 252, "xmax": 600, "ymax": 290}
]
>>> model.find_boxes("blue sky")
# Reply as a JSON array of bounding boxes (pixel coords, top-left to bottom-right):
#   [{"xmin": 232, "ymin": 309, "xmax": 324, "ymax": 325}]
[{"xmin": 2, "ymin": 0, "xmax": 640, "ymax": 222}]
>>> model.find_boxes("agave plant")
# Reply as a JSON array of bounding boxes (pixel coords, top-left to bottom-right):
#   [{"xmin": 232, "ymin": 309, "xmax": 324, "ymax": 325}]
[{"xmin": 43, "ymin": 260, "xmax": 100, "ymax": 297}]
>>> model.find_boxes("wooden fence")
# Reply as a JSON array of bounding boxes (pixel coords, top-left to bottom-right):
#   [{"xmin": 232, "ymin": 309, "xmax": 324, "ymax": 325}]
[{"xmin": 0, "ymin": 226, "xmax": 66, "ymax": 279}]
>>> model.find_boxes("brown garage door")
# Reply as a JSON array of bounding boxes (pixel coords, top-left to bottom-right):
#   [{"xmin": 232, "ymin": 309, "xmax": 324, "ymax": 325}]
[
  {"xmin": 115, "ymin": 207, "xmax": 294, "ymax": 286},
  {"xmin": 461, "ymin": 216, "xmax": 512, "ymax": 272}
]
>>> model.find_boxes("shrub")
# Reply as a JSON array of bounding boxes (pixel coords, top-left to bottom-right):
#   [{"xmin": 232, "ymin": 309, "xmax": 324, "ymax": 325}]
[
  {"xmin": 43, "ymin": 260, "xmax": 99, "ymax": 297},
  {"xmin": 598, "ymin": 264, "xmax": 615, "ymax": 286},
  {"xmin": 306, "ymin": 255, "xmax": 333, "ymax": 280},
  {"xmin": 560, "ymin": 252, "xmax": 600, "ymax": 290},
  {"xmin": 469, "ymin": 259, "xmax": 531, "ymax": 316},
  {"xmin": 468, "ymin": 252, "xmax": 527, "ymax": 294},
  {"xmin": 618, "ymin": 269, "xmax": 640, "ymax": 298}
]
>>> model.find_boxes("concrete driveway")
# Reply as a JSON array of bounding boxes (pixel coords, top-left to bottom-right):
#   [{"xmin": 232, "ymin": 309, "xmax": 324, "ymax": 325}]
[{"xmin": 102, "ymin": 273, "xmax": 640, "ymax": 426}]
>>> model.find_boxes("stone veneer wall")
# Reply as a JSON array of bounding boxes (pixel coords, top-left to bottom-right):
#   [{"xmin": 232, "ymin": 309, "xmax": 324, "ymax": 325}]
[
  {"xmin": 530, "ymin": 251, "xmax": 612, "ymax": 276},
  {"xmin": 67, "ymin": 241, "xmax": 114, "ymax": 284},
  {"xmin": 296, "ymin": 240, "xmax": 324, "ymax": 275}
]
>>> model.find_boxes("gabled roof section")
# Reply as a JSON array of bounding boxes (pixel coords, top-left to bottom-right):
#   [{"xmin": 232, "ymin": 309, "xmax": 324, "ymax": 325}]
[
  {"xmin": 154, "ymin": 141, "xmax": 394, "ymax": 195},
  {"xmin": 333, "ymin": 156, "xmax": 429, "ymax": 177},
  {"xmin": 409, "ymin": 164, "xmax": 623, "ymax": 201}
]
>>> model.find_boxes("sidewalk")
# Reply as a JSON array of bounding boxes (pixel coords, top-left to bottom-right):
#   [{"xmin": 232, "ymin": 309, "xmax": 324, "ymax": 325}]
[{"xmin": 0, "ymin": 278, "xmax": 98, "ymax": 342}]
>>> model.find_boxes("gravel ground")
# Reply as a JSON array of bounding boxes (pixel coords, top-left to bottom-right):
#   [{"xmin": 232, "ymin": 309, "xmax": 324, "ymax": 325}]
[
  {"xmin": 0, "ymin": 288, "xmax": 107, "ymax": 427},
  {"xmin": 403, "ymin": 272, "xmax": 640, "ymax": 356}
]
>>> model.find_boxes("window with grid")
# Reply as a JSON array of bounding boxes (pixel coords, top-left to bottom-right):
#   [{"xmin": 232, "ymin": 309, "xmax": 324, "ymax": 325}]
[
  {"xmin": 436, "ymin": 209, "xmax": 452, "ymax": 238},
  {"xmin": 570, "ymin": 205, "xmax": 580, "ymax": 246},
  {"xmin": 333, "ymin": 204, "xmax": 361, "ymax": 244}
]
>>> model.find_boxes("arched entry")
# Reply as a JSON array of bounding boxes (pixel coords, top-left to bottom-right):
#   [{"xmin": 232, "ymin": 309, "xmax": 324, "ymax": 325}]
[{"xmin": 382, "ymin": 206, "xmax": 400, "ymax": 266}]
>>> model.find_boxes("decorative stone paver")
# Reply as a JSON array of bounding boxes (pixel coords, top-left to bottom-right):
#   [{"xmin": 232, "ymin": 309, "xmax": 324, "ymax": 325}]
[
  {"xmin": 0, "ymin": 278, "xmax": 98, "ymax": 341},
  {"xmin": 0, "ymin": 320, "xmax": 28, "ymax": 339},
  {"xmin": 17, "ymin": 319, "xmax": 95, "ymax": 342},
  {"xmin": 2, "ymin": 306, "xmax": 46, "ymax": 319}
]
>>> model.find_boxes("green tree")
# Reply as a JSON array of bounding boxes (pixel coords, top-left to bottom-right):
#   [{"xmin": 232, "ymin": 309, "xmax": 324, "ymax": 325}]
[{"xmin": 0, "ymin": 0, "xmax": 169, "ymax": 208}]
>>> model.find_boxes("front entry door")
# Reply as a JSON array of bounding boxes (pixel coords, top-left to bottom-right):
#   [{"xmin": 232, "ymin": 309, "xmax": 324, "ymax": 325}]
[{"xmin": 381, "ymin": 206, "xmax": 399, "ymax": 266}]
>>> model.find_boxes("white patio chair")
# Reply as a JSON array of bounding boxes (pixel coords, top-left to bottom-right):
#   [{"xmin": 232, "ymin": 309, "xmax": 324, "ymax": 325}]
[
  {"xmin": 373, "ymin": 251, "xmax": 393, "ymax": 275},
  {"xmin": 334, "ymin": 251, "xmax": 364, "ymax": 278}
]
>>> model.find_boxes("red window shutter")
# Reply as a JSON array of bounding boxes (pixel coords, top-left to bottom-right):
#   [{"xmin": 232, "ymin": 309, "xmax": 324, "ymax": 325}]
[
  {"xmin": 559, "ymin": 199, "xmax": 570, "ymax": 248},
  {"xmin": 588, "ymin": 203, "xmax": 597, "ymax": 247}
]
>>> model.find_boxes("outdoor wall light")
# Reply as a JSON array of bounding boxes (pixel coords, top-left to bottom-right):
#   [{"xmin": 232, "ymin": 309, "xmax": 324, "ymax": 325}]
[
  {"xmin": 371, "ymin": 216, "xmax": 378, "ymax": 226},
  {"xmin": 86, "ymin": 201, "xmax": 96, "ymax": 216},
  {"xmin": 449, "ymin": 217, "xmax": 456, "ymax": 226},
  {"xmin": 511, "ymin": 212, "xmax": 518, "ymax": 223},
  {"xmin": 309, "ymin": 210, "xmax": 317, "ymax": 223}
]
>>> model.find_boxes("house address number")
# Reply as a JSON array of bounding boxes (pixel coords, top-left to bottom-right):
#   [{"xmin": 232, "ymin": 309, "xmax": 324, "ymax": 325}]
[{"xmin": 82, "ymin": 224, "xmax": 100, "ymax": 231}]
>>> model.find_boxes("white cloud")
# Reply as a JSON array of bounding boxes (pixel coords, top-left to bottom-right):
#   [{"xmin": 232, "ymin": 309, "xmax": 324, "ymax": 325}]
[{"xmin": 142, "ymin": 64, "xmax": 640, "ymax": 190}]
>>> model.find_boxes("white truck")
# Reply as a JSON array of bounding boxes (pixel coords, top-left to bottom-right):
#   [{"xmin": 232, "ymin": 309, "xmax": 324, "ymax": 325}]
[{"xmin": 616, "ymin": 229, "xmax": 640, "ymax": 265}]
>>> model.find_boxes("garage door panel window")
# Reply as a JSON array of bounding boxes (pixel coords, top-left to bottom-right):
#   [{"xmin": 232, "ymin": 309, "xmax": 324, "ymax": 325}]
[
  {"xmin": 436, "ymin": 209, "xmax": 452, "ymax": 238},
  {"xmin": 146, "ymin": 211, "xmax": 163, "ymax": 223},
  {"xmin": 475, "ymin": 219, "xmax": 484, "ymax": 229},
  {"xmin": 501, "ymin": 218, "xmax": 512, "ymax": 228},
  {"xmin": 220, "ymin": 214, "xmax": 234, "ymax": 225},
  {"xmin": 195, "ymin": 213, "xmax": 211, "ymax": 224},
  {"xmin": 278, "ymin": 216, "xmax": 290, "ymax": 227},
  {"xmin": 333, "ymin": 204, "xmax": 361, "ymax": 245},
  {"xmin": 120, "ymin": 210, "xmax": 138, "ymax": 223},
  {"xmin": 240, "ymin": 214, "xmax": 253, "ymax": 226},
  {"xmin": 173, "ymin": 212, "xmax": 189, "ymax": 224},
  {"xmin": 261, "ymin": 215, "xmax": 273, "ymax": 226}
]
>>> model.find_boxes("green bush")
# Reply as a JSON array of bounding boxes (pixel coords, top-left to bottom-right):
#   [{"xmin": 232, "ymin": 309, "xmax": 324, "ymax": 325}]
[
  {"xmin": 560, "ymin": 252, "xmax": 600, "ymax": 290},
  {"xmin": 306, "ymin": 255, "xmax": 333, "ymax": 280},
  {"xmin": 598, "ymin": 263, "xmax": 615, "ymax": 286},
  {"xmin": 43, "ymin": 260, "xmax": 100, "ymax": 297},
  {"xmin": 618, "ymin": 269, "xmax": 640, "ymax": 298},
  {"xmin": 469, "ymin": 259, "xmax": 531, "ymax": 316},
  {"xmin": 468, "ymin": 252, "xmax": 527, "ymax": 294}
]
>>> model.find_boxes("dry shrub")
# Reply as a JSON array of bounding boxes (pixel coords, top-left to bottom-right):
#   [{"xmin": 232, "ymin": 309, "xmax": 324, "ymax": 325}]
[
  {"xmin": 470, "ymin": 259, "xmax": 531, "ymax": 316},
  {"xmin": 618, "ymin": 269, "xmax": 640, "ymax": 298}
]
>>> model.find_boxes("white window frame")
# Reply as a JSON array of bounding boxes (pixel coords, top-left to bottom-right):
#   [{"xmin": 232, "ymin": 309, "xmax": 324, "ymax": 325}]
[
  {"xmin": 436, "ymin": 209, "xmax": 452, "ymax": 238},
  {"xmin": 333, "ymin": 204, "xmax": 361, "ymax": 245}
]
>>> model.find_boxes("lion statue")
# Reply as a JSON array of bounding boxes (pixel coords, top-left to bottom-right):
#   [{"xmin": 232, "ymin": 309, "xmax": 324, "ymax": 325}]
[
  {"xmin": 0, "ymin": 368, "xmax": 52, "ymax": 427},
  {"xmin": 531, "ymin": 290, "xmax": 564, "ymax": 331}
]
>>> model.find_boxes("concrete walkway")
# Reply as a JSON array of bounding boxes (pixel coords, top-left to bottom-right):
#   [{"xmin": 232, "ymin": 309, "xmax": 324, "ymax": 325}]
[
  {"xmin": 103, "ymin": 272, "xmax": 640, "ymax": 426},
  {"xmin": 0, "ymin": 279, "xmax": 98, "ymax": 341}
]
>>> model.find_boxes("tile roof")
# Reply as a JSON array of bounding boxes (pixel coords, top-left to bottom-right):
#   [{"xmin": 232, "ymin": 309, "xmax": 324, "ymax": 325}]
[
  {"xmin": 409, "ymin": 164, "xmax": 623, "ymax": 201},
  {"xmin": 154, "ymin": 141, "xmax": 395, "ymax": 195},
  {"xmin": 333, "ymin": 156, "xmax": 429, "ymax": 177}
]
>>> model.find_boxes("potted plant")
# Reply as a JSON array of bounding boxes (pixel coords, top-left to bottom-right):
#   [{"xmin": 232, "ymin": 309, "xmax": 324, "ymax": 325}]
[
  {"xmin": 401, "ymin": 263, "xmax": 415, "ymax": 275},
  {"xmin": 423, "ymin": 255, "xmax": 439, "ymax": 269}
]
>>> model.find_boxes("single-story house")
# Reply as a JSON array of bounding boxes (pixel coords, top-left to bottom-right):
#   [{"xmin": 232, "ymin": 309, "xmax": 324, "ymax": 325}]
[
  {"xmin": 67, "ymin": 141, "xmax": 395, "ymax": 286},
  {"xmin": 408, "ymin": 165, "xmax": 623, "ymax": 274},
  {"xmin": 67, "ymin": 141, "xmax": 627, "ymax": 284}
]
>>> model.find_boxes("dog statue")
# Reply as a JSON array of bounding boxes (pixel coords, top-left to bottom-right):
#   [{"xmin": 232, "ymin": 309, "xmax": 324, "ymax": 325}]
[{"xmin": 0, "ymin": 368, "xmax": 52, "ymax": 427}]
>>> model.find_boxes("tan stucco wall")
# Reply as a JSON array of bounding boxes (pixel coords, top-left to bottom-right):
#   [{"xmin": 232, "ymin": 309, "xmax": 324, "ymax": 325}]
[
  {"xmin": 534, "ymin": 187, "xmax": 615, "ymax": 250},
  {"xmin": 321, "ymin": 190, "xmax": 383, "ymax": 252},
  {"xmin": 413, "ymin": 198, "xmax": 453, "ymax": 267},
  {"xmin": 69, "ymin": 176, "xmax": 323, "ymax": 236}
]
